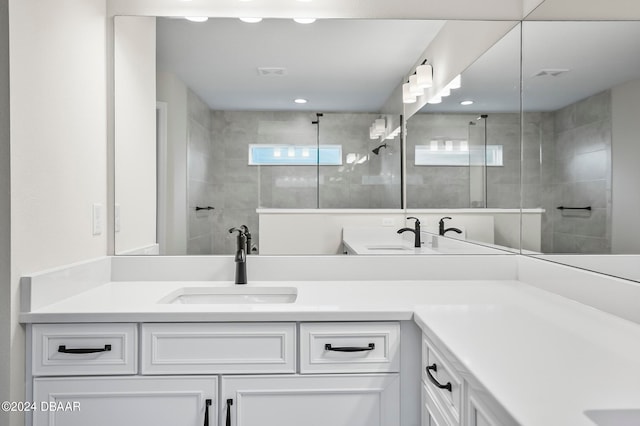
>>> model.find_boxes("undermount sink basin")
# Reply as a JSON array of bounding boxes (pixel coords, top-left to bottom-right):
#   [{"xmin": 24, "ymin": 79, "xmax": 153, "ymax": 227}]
[
  {"xmin": 160, "ymin": 286, "xmax": 298, "ymax": 304},
  {"xmin": 365, "ymin": 244, "xmax": 410, "ymax": 251}
]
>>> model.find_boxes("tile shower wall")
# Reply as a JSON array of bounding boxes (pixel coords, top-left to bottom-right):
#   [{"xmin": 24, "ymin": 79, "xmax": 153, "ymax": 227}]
[
  {"xmin": 539, "ymin": 91, "xmax": 612, "ymax": 254},
  {"xmin": 203, "ymin": 110, "xmax": 401, "ymax": 255},
  {"xmin": 406, "ymin": 113, "xmax": 521, "ymax": 209},
  {"xmin": 187, "ymin": 90, "xmax": 217, "ymax": 255}
]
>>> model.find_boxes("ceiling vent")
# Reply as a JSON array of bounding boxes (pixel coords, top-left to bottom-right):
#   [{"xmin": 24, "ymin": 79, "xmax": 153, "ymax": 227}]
[
  {"xmin": 532, "ymin": 68, "xmax": 570, "ymax": 78},
  {"xmin": 257, "ymin": 67, "xmax": 288, "ymax": 77}
]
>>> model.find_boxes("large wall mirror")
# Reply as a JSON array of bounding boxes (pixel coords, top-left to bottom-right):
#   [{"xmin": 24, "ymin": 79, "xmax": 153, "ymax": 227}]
[
  {"xmin": 521, "ymin": 21, "xmax": 640, "ymax": 282},
  {"xmin": 114, "ymin": 16, "xmax": 519, "ymax": 257}
]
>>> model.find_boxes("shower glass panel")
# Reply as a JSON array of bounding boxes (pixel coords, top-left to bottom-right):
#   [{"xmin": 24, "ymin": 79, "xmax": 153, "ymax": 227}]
[{"xmin": 469, "ymin": 116, "xmax": 487, "ymax": 208}]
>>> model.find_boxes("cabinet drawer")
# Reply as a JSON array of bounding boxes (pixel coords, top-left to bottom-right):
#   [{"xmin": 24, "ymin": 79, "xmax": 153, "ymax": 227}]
[
  {"xmin": 31, "ymin": 323, "xmax": 137, "ymax": 376},
  {"xmin": 141, "ymin": 322, "xmax": 296, "ymax": 374},
  {"xmin": 422, "ymin": 382, "xmax": 454, "ymax": 426},
  {"xmin": 300, "ymin": 322, "xmax": 400, "ymax": 373},
  {"xmin": 422, "ymin": 336, "xmax": 462, "ymax": 425}
]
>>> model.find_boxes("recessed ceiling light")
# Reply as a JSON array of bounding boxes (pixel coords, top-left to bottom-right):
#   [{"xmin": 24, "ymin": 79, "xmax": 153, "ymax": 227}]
[
  {"xmin": 239, "ymin": 17, "xmax": 263, "ymax": 23},
  {"xmin": 294, "ymin": 98, "xmax": 308, "ymax": 104},
  {"xmin": 460, "ymin": 100, "xmax": 474, "ymax": 106},
  {"xmin": 293, "ymin": 18, "xmax": 316, "ymax": 24},
  {"xmin": 185, "ymin": 16, "xmax": 209, "ymax": 22}
]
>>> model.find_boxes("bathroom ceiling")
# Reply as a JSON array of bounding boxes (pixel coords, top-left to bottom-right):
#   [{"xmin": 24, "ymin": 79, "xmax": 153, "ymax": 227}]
[
  {"xmin": 157, "ymin": 19, "xmax": 640, "ymax": 114},
  {"xmin": 426, "ymin": 21, "xmax": 640, "ymax": 113},
  {"xmin": 157, "ymin": 18, "xmax": 445, "ymax": 112}
]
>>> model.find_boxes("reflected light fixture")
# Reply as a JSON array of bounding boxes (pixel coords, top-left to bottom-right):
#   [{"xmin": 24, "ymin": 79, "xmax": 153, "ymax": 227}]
[
  {"xmin": 440, "ymin": 86, "xmax": 451, "ymax": 97},
  {"xmin": 409, "ymin": 75, "xmax": 423, "ymax": 97},
  {"xmin": 294, "ymin": 18, "xmax": 316, "ymax": 24},
  {"xmin": 185, "ymin": 16, "xmax": 209, "ymax": 22},
  {"xmin": 402, "ymin": 83, "xmax": 416, "ymax": 104},
  {"xmin": 449, "ymin": 74, "xmax": 462, "ymax": 89},
  {"xmin": 239, "ymin": 17, "xmax": 263, "ymax": 23},
  {"xmin": 428, "ymin": 94, "xmax": 442, "ymax": 104},
  {"xmin": 416, "ymin": 63, "xmax": 433, "ymax": 89}
]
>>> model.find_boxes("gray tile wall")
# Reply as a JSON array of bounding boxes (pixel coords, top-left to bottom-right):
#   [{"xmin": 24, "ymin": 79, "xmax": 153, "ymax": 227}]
[
  {"xmin": 525, "ymin": 90, "xmax": 612, "ymax": 254},
  {"xmin": 206, "ymin": 110, "xmax": 401, "ymax": 255},
  {"xmin": 186, "ymin": 90, "xmax": 217, "ymax": 255}
]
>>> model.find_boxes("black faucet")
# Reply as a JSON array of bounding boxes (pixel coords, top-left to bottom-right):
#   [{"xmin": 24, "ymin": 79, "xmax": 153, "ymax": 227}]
[
  {"xmin": 397, "ymin": 216, "xmax": 422, "ymax": 248},
  {"xmin": 228, "ymin": 227, "xmax": 247, "ymax": 284},
  {"xmin": 240, "ymin": 225, "xmax": 252, "ymax": 255},
  {"xmin": 439, "ymin": 217, "xmax": 462, "ymax": 237}
]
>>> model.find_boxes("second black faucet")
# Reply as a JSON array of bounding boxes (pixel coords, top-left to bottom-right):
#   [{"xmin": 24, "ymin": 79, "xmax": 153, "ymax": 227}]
[{"xmin": 397, "ymin": 216, "xmax": 422, "ymax": 248}]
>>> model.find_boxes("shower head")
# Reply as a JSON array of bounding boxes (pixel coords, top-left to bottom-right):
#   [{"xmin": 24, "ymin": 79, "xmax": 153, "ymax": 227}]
[{"xmin": 372, "ymin": 143, "xmax": 388, "ymax": 155}]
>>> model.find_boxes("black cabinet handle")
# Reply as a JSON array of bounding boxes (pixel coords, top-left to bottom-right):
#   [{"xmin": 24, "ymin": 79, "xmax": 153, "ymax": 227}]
[
  {"xmin": 324, "ymin": 343, "xmax": 375, "ymax": 352},
  {"xmin": 58, "ymin": 344, "xmax": 111, "ymax": 354},
  {"xmin": 204, "ymin": 399, "xmax": 212, "ymax": 426},
  {"xmin": 426, "ymin": 364, "xmax": 452, "ymax": 392},
  {"xmin": 226, "ymin": 398, "xmax": 233, "ymax": 426}
]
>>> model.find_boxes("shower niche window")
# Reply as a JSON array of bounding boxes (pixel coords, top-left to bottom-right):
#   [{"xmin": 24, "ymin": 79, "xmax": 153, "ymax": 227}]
[
  {"xmin": 248, "ymin": 145, "xmax": 343, "ymax": 166},
  {"xmin": 415, "ymin": 142, "xmax": 503, "ymax": 167}
]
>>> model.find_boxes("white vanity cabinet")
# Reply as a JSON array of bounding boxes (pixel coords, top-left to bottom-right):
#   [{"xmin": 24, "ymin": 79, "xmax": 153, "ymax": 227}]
[
  {"xmin": 27, "ymin": 321, "xmax": 401, "ymax": 426},
  {"xmin": 420, "ymin": 333, "xmax": 517, "ymax": 426},
  {"xmin": 32, "ymin": 376, "xmax": 218, "ymax": 426},
  {"xmin": 29, "ymin": 323, "xmax": 217, "ymax": 426}
]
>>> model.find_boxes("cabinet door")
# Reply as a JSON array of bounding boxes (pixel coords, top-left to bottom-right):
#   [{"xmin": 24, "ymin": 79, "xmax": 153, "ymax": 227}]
[
  {"xmin": 33, "ymin": 376, "xmax": 217, "ymax": 426},
  {"xmin": 221, "ymin": 374, "xmax": 399, "ymax": 426}
]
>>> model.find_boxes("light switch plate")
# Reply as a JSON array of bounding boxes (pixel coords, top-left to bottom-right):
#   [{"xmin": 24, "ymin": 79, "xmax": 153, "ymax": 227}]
[
  {"xmin": 92, "ymin": 203, "xmax": 103, "ymax": 235},
  {"xmin": 382, "ymin": 218, "xmax": 395, "ymax": 227},
  {"xmin": 115, "ymin": 204, "xmax": 121, "ymax": 233}
]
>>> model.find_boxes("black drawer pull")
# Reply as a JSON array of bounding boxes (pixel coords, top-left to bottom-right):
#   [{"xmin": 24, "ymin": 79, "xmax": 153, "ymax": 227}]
[
  {"xmin": 226, "ymin": 399, "xmax": 233, "ymax": 426},
  {"xmin": 204, "ymin": 399, "xmax": 212, "ymax": 426},
  {"xmin": 426, "ymin": 363, "xmax": 452, "ymax": 392},
  {"xmin": 58, "ymin": 344, "xmax": 112, "ymax": 354},
  {"xmin": 324, "ymin": 343, "xmax": 375, "ymax": 352}
]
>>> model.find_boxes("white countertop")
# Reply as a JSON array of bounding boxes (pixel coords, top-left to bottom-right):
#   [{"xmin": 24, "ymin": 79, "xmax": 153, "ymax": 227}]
[{"xmin": 21, "ymin": 278, "xmax": 640, "ymax": 426}]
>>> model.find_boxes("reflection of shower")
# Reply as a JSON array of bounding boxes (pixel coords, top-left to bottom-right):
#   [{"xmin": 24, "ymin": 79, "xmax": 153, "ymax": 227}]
[
  {"xmin": 469, "ymin": 114, "xmax": 488, "ymax": 208},
  {"xmin": 372, "ymin": 143, "xmax": 388, "ymax": 155}
]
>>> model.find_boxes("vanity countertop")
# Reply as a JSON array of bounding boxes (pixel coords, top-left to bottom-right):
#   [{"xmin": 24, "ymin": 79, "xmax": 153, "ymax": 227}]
[{"xmin": 21, "ymin": 278, "xmax": 640, "ymax": 426}]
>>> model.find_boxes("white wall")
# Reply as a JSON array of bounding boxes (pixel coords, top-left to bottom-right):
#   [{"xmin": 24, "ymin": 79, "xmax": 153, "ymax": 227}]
[
  {"xmin": 0, "ymin": 0, "xmax": 10, "ymax": 422},
  {"xmin": 611, "ymin": 79, "xmax": 640, "ymax": 254},
  {"xmin": 114, "ymin": 16, "xmax": 157, "ymax": 254},
  {"xmin": 9, "ymin": 0, "xmax": 108, "ymax": 422},
  {"xmin": 156, "ymin": 72, "xmax": 189, "ymax": 255}
]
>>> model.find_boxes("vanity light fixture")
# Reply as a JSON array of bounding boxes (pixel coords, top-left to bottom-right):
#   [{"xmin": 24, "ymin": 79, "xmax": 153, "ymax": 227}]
[
  {"xmin": 440, "ymin": 85, "xmax": 451, "ymax": 97},
  {"xmin": 402, "ymin": 83, "xmax": 417, "ymax": 104},
  {"xmin": 460, "ymin": 100, "xmax": 474, "ymax": 106},
  {"xmin": 185, "ymin": 16, "xmax": 209, "ymax": 22},
  {"xmin": 294, "ymin": 18, "xmax": 316, "ymax": 24},
  {"xmin": 449, "ymin": 74, "xmax": 462, "ymax": 89},
  {"xmin": 294, "ymin": 98, "xmax": 308, "ymax": 104},
  {"xmin": 428, "ymin": 94, "xmax": 442, "ymax": 104},
  {"xmin": 416, "ymin": 63, "xmax": 433, "ymax": 89},
  {"xmin": 408, "ymin": 75, "xmax": 423, "ymax": 97},
  {"xmin": 239, "ymin": 17, "xmax": 263, "ymax": 23}
]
